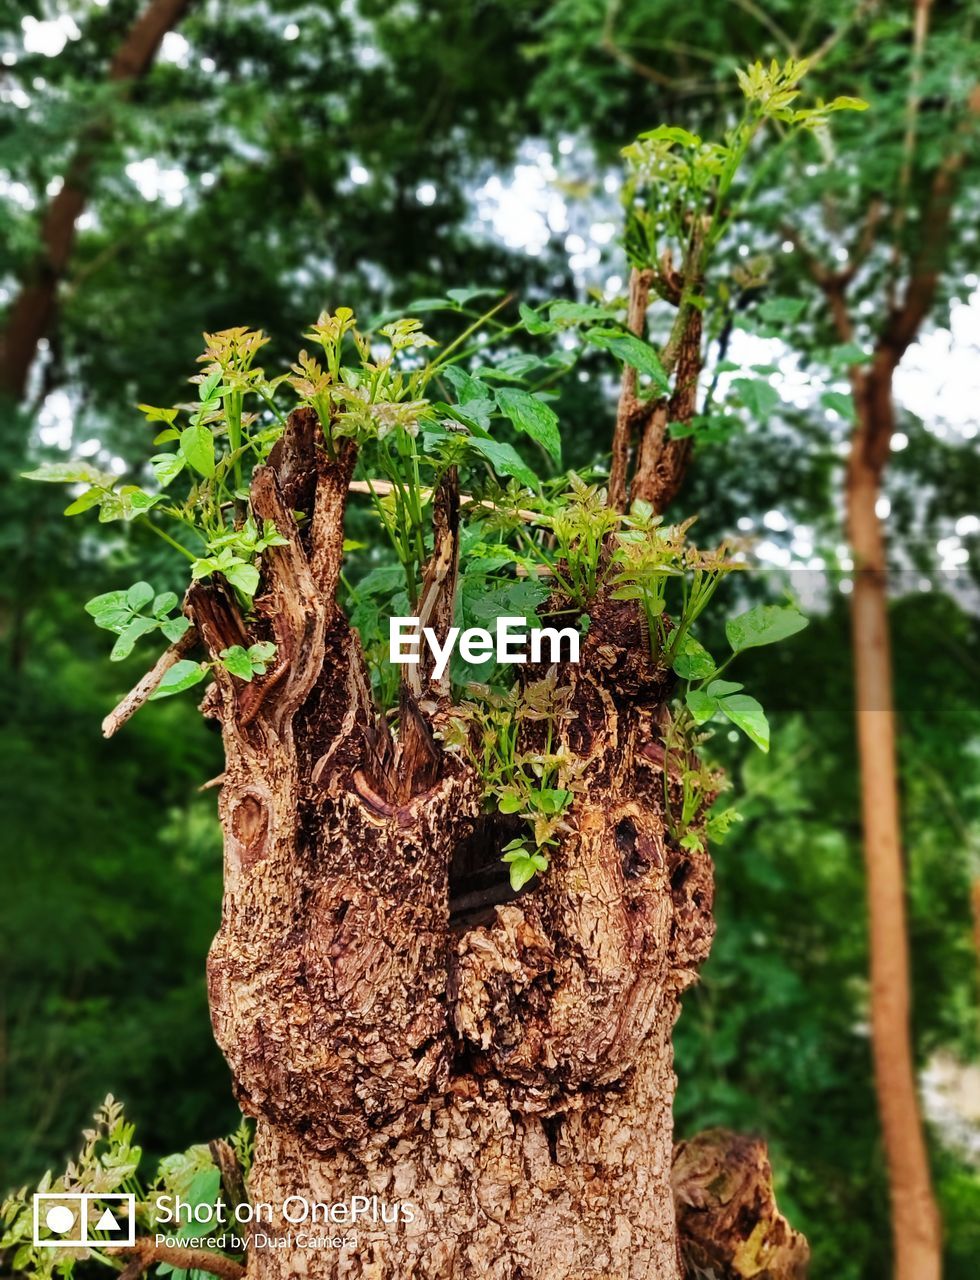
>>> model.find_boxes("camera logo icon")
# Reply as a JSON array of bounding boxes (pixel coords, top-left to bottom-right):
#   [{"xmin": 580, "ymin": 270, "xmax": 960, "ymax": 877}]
[{"xmin": 32, "ymin": 1193, "xmax": 136, "ymax": 1248}]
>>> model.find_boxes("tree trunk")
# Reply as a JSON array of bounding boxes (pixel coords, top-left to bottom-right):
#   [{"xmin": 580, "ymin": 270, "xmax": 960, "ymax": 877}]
[
  {"xmin": 847, "ymin": 364, "xmax": 942, "ymax": 1280},
  {"xmin": 187, "ymin": 409, "xmax": 716, "ymax": 1278},
  {"xmin": 0, "ymin": 0, "xmax": 193, "ymax": 400}
]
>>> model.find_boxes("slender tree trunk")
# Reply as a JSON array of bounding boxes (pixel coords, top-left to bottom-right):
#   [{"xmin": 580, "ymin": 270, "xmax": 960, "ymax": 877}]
[
  {"xmin": 0, "ymin": 0, "xmax": 193, "ymax": 400},
  {"xmin": 847, "ymin": 365, "xmax": 942, "ymax": 1280}
]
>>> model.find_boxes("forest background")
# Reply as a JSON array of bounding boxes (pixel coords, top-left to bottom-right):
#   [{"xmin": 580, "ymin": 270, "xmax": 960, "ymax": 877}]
[{"xmin": 0, "ymin": 3, "xmax": 978, "ymax": 1278}]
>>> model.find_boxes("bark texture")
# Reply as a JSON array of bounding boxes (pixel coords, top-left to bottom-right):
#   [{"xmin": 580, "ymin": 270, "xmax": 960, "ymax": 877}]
[
  {"xmin": 607, "ymin": 265, "xmax": 701, "ymax": 516},
  {"xmin": 672, "ymin": 1129, "xmax": 809, "ymax": 1280},
  {"xmin": 187, "ymin": 409, "xmax": 716, "ymax": 1279}
]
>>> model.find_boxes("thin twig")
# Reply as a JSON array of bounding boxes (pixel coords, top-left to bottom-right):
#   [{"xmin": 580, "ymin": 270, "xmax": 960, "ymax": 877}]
[
  {"xmin": 108, "ymin": 1240, "xmax": 244, "ymax": 1280},
  {"xmin": 608, "ymin": 267, "xmax": 654, "ymax": 511},
  {"xmin": 887, "ymin": 0, "xmax": 935, "ymax": 310},
  {"xmin": 101, "ymin": 627, "xmax": 198, "ymax": 738},
  {"xmin": 347, "ymin": 478, "xmax": 541, "ymax": 524}
]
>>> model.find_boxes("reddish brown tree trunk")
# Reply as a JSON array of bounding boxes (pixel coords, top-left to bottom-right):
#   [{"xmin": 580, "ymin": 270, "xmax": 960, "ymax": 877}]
[
  {"xmin": 847, "ymin": 362, "xmax": 942, "ymax": 1280},
  {"xmin": 0, "ymin": 0, "xmax": 193, "ymax": 400}
]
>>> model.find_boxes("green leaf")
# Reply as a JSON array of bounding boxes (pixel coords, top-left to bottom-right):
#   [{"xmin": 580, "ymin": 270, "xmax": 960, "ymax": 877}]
[
  {"xmin": 149, "ymin": 660, "xmax": 208, "ymax": 700},
  {"xmin": 437, "ymin": 399, "xmax": 495, "ymax": 435},
  {"xmin": 665, "ymin": 419, "xmax": 698, "ymax": 439},
  {"xmin": 442, "ymin": 365, "xmax": 492, "ymax": 406},
  {"xmin": 97, "ymin": 492, "xmax": 126, "ymax": 522},
  {"xmin": 198, "ymin": 370, "xmax": 222, "ymax": 402},
  {"xmin": 110, "ymin": 616, "xmax": 158, "ymax": 662},
  {"xmin": 494, "ymin": 387, "xmax": 561, "ymax": 466},
  {"xmin": 706, "ymin": 679, "xmax": 744, "ymax": 698},
  {"xmin": 757, "ymin": 297, "xmax": 807, "ymax": 324},
  {"xmin": 706, "ymin": 806, "xmax": 743, "ymax": 842},
  {"xmin": 550, "ymin": 300, "xmax": 617, "ymax": 327},
  {"xmin": 725, "ymin": 604, "xmax": 808, "ymax": 654},
  {"xmin": 150, "ymin": 452, "xmax": 185, "ymax": 487},
  {"xmin": 498, "ymin": 793, "xmax": 523, "ymax": 814},
  {"xmin": 119, "ymin": 487, "xmax": 163, "ymax": 520},
  {"xmin": 827, "ymin": 95, "xmax": 869, "ymax": 111},
  {"xmin": 179, "ymin": 422, "xmax": 215, "ymax": 478},
  {"xmin": 219, "ymin": 645, "xmax": 255, "ymax": 681},
  {"xmin": 501, "ymin": 850, "xmax": 541, "ymax": 892},
  {"xmin": 671, "ymin": 633, "xmax": 716, "ymax": 681},
  {"xmin": 827, "ymin": 342, "xmax": 871, "ymax": 370},
  {"xmin": 126, "ymin": 581, "xmax": 155, "ymax": 612},
  {"xmin": 446, "ymin": 287, "xmax": 503, "ymax": 307},
  {"xmin": 519, "ymin": 302, "xmax": 555, "ymax": 335},
  {"xmin": 638, "ymin": 124, "xmax": 701, "ymax": 146},
  {"xmin": 138, "ymin": 403, "xmax": 179, "ymax": 425},
  {"xmin": 161, "ymin": 616, "xmax": 191, "ymax": 644},
  {"xmin": 85, "ymin": 591, "xmax": 131, "ymax": 631},
  {"xmin": 821, "ymin": 390, "xmax": 855, "ymax": 423},
  {"xmin": 466, "ymin": 437, "xmax": 539, "ymax": 489},
  {"xmin": 248, "ymin": 640, "xmax": 277, "ymax": 664},
  {"xmin": 717, "ymin": 694, "xmax": 770, "ymax": 752},
  {"xmin": 733, "ymin": 378, "xmax": 781, "ymax": 417},
  {"xmin": 686, "ymin": 688, "xmax": 718, "ymax": 725},
  {"xmin": 153, "ymin": 592, "xmax": 179, "ymax": 616},
  {"xmin": 584, "ymin": 329, "xmax": 669, "ymax": 389},
  {"xmin": 63, "ymin": 488, "xmax": 105, "ymax": 516},
  {"xmin": 22, "ymin": 461, "xmax": 113, "ymax": 485},
  {"xmin": 224, "ymin": 562, "xmax": 260, "ymax": 598}
]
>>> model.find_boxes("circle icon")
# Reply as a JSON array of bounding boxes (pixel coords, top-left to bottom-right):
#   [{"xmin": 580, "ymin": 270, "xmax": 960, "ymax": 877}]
[{"xmin": 44, "ymin": 1206, "xmax": 76, "ymax": 1235}]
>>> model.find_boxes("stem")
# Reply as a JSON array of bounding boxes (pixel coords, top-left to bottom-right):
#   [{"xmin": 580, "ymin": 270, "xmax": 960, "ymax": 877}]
[
  {"xmin": 423, "ymin": 295, "xmax": 515, "ymax": 385},
  {"xmin": 140, "ymin": 517, "xmax": 197, "ymax": 561}
]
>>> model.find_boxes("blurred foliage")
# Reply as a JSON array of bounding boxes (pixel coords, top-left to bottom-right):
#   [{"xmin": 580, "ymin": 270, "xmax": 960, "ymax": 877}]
[{"xmin": 0, "ymin": 3, "xmax": 978, "ymax": 1279}]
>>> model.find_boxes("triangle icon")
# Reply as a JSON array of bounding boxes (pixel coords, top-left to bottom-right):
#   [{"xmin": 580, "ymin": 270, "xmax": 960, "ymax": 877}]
[{"xmin": 96, "ymin": 1208, "xmax": 119, "ymax": 1232}]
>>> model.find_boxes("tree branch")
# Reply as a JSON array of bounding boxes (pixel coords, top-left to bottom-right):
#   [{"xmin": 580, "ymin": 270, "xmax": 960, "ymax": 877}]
[
  {"xmin": 101, "ymin": 626, "xmax": 198, "ymax": 738},
  {"xmin": 608, "ymin": 268, "xmax": 655, "ymax": 511},
  {"xmin": 0, "ymin": 0, "xmax": 194, "ymax": 399},
  {"xmin": 109, "ymin": 1239, "xmax": 243, "ymax": 1280}
]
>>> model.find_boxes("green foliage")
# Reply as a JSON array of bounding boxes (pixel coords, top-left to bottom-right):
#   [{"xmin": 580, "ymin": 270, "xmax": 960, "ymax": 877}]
[
  {"xmin": 1, "ymin": 1097, "xmax": 140, "ymax": 1280},
  {"xmin": 1, "ymin": 1099, "xmax": 249, "ymax": 1280},
  {"xmin": 85, "ymin": 584, "xmax": 190, "ymax": 661},
  {"xmin": 621, "ymin": 58, "xmax": 866, "ymax": 281},
  {"xmin": 444, "ymin": 670, "xmax": 582, "ymax": 890},
  {"xmin": 4, "ymin": 10, "xmax": 979, "ymax": 1278}
]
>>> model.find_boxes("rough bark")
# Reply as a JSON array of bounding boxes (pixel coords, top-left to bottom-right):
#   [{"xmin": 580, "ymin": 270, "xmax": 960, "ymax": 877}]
[
  {"xmin": 186, "ymin": 408, "xmax": 716, "ymax": 1278},
  {"xmin": 608, "ymin": 264, "xmax": 702, "ymax": 516},
  {"xmin": 0, "ymin": 0, "xmax": 194, "ymax": 400},
  {"xmin": 672, "ymin": 1129, "xmax": 809, "ymax": 1280}
]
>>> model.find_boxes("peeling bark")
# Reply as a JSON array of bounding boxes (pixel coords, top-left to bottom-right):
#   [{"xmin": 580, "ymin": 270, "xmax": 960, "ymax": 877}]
[
  {"xmin": 672, "ymin": 1129, "xmax": 809, "ymax": 1280},
  {"xmin": 188, "ymin": 409, "xmax": 719, "ymax": 1278}
]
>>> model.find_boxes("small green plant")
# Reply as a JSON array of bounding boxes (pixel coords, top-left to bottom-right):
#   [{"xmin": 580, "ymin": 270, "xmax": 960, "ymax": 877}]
[
  {"xmin": 85, "ymin": 584, "xmax": 191, "ymax": 662},
  {"xmin": 662, "ymin": 602, "xmax": 809, "ymax": 849},
  {"xmin": 24, "ymin": 57, "xmax": 851, "ymax": 886},
  {"xmin": 444, "ymin": 671, "xmax": 583, "ymax": 890},
  {"xmin": 0, "ymin": 1098, "xmax": 253, "ymax": 1280}
]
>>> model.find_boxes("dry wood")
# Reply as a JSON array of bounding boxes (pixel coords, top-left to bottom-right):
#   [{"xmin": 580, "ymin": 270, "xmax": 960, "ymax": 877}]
[
  {"xmin": 186, "ymin": 407, "xmax": 721, "ymax": 1277},
  {"xmin": 109, "ymin": 1239, "xmax": 244, "ymax": 1280},
  {"xmin": 101, "ymin": 626, "xmax": 198, "ymax": 738}
]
